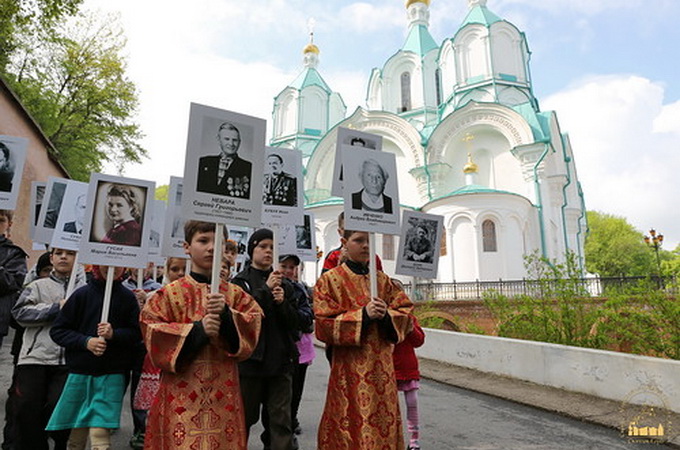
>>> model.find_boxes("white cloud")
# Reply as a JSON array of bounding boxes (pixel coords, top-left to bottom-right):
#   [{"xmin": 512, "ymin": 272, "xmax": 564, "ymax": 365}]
[
  {"xmin": 543, "ymin": 75, "xmax": 680, "ymax": 249},
  {"xmin": 496, "ymin": 0, "xmax": 646, "ymax": 16},
  {"xmin": 653, "ymin": 100, "xmax": 680, "ymax": 135},
  {"xmin": 338, "ymin": 2, "xmax": 404, "ymax": 33}
]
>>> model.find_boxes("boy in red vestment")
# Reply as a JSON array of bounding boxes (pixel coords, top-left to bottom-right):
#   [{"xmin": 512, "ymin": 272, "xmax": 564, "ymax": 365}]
[
  {"xmin": 140, "ymin": 221, "xmax": 263, "ymax": 449},
  {"xmin": 314, "ymin": 229, "xmax": 413, "ymax": 450}
]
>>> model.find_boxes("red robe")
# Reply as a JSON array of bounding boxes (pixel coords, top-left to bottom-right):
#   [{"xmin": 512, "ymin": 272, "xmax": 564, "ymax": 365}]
[
  {"xmin": 314, "ymin": 264, "xmax": 414, "ymax": 450},
  {"xmin": 140, "ymin": 275, "xmax": 262, "ymax": 450}
]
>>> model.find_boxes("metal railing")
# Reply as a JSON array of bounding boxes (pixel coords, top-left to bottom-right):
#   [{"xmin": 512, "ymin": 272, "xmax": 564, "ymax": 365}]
[{"xmin": 403, "ymin": 275, "xmax": 678, "ymax": 301}]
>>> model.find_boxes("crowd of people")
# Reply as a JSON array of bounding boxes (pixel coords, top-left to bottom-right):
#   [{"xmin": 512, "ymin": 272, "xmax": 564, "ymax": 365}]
[{"xmin": 0, "ymin": 207, "xmax": 425, "ymax": 450}]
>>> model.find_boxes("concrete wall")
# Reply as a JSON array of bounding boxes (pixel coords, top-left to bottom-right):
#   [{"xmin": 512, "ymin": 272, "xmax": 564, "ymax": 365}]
[{"xmin": 418, "ymin": 328, "xmax": 680, "ymax": 414}]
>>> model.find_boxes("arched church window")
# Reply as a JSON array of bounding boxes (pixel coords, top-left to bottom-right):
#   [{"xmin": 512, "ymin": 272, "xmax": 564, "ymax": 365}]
[
  {"xmin": 435, "ymin": 68, "xmax": 442, "ymax": 105},
  {"xmin": 482, "ymin": 219, "xmax": 497, "ymax": 252},
  {"xmin": 400, "ymin": 72, "xmax": 411, "ymax": 112}
]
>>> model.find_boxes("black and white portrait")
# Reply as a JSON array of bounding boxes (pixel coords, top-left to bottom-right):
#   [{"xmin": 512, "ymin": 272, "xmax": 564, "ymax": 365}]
[
  {"xmin": 197, "ymin": 122, "xmax": 252, "ymax": 198},
  {"xmin": 331, "ymin": 127, "xmax": 382, "ymax": 197},
  {"xmin": 396, "ymin": 210, "xmax": 444, "ymax": 279},
  {"xmin": 342, "ymin": 146, "xmax": 400, "ymax": 235},
  {"xmin": 182, "ymin": 103, "xmax": 266, "ymax": 228},
  {"xmin": 263, "ymin": 153, "xmax": 297, "ymax": 207},
  {"xmin": 33, "ymin": 177, "xmax": 68, "ymax": 245},
  {"xmin": 50, "ymin": 180, "xmax": 88, "ymax": 250},
  {"xmin": 0, "ymin": 135, "xmax": 27, "ymax": 210},
  {"xmin": 229, "ymin": 228, "xmax": 250, "ymax": 257},
  {"xmin": 161, "ymin": 176, "xmax": 187, "ymax": 259},
  {"xmin": 62, "ymin": 194, "xmax": 88, "ymax": 234},
  {"xmin": 351, "ymin": 159, "xmax": 393, "ymax": 214},
  {"xmin": 295, "ymin": 215, "xmax": 312, "ymax": 249},
  {"xmin": 171, "ymin": 182, "xmax": 184, "ymax": 239}
]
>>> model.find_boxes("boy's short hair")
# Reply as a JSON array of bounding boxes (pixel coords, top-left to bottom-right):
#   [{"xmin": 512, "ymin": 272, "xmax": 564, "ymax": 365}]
[
  {"xmin": 184, "ymin": 220, "xmax": 227, "ymax": 243},
  {"xmin": 224, "ymin": 239, "xmax": 238, "ymax": 253},
  {"xmin": 0, "ymin": 210, "xmax": 13, "ymax": 222},
  {"xmin": 338, "ymin": 211, "xmax": 344, "ymax": 227},
  {"xmin": 342, "ymin": 229, "xmax": 363, "ymax": 240}
]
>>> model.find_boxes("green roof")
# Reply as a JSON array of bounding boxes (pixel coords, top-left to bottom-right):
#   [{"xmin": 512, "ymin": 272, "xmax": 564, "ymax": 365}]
[
  {"xmin": 449, "ymin": 184, "xmax": 517, "ymax": 196},
  {"xmin": 512, "ymin": 102, "xmax": 553, "ymax": 141},
  {"xmin": 460, "ymin": 5, "xmax": 502, "ymax": 28},
  {"xmin": 403, "ymin": 24, "xmax": 439, "ymax": 56},
  {"xmin": 289, "ymin": 68, "xmax": 331, "ymax": 93}
]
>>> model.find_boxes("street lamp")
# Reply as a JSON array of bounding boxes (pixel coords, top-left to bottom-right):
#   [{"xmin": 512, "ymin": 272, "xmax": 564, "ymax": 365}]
[{"xmin": 643, "ymin": 228, "xmax": 663, "ymax": 275}]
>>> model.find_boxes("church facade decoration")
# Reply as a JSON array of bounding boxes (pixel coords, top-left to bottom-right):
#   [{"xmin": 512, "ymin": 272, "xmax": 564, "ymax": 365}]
[{"xmin": 271, "ymin": 0, "xmax": 587, "ymax": 283}]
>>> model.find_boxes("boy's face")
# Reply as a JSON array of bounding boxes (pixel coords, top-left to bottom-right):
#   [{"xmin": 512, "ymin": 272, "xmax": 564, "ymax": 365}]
[
  {"xmin": 166, "ymin": 259, "xmax": 185, "ymax": 283},
  {"xmin": 251, "ymin": 239, "xmax": 274, "ymax": 270},
  {"xmin": 183, "ymin": 231, "xmax": 216, "ymax": 276},
  {"xmin": 341, "ymin": 231, "xmax": 370, "ymax": 264},
  {"xmin": 224, "ymin": 249, "xmax": 237, "ymax": 266},
  {"xmin": 279, "ymin": 259, "xmax": 298, "ymax": 280},
  {"xmin": 0, "ymin": 214, "xmax": 11, "ymax": 237},
  {"xmin": 50, "ymin": 249, "xmax": 77, "ymax": 276}
]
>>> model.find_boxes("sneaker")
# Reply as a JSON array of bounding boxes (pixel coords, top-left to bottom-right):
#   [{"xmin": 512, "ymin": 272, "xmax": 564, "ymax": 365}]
[{"xmin": 129, "ymin": 431, "xmax": 145, "ymax": 449}]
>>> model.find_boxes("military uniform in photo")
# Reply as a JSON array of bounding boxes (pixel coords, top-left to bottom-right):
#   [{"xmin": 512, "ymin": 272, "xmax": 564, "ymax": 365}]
[
  {"xmin": 263, "ymin": 172, "xmax": 297, "ymax": 206},
  {"xmin": 197, "ymin": 154, "xmax": 252, "ymax": 199}
]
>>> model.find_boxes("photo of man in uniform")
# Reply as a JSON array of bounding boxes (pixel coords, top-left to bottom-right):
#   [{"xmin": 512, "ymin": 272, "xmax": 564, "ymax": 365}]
[
  {"xmin": 263, "ymin": 153, "xmax": 297, "ymax": 207},
  {"xmin": 63, "ymin": 194, "xmax": 87, "ymax": 234},
  {"xmin": 404, "ymin": 224, "xmax": 434, "ymax": 263},
  {"xmin": 351, "ymin": 158, "xmax": 393, "ymax": 214},
  {"xmin": 196, "ymin": 122, "xmax": 252, "ymax": 198}
]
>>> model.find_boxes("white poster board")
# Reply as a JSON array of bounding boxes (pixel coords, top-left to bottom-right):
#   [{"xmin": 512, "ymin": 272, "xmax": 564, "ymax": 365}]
[
  {"xmin": 228, "ymin": 226, "xmax": 252, "ymax": 269},
  {"xmin": 161, "ymin": 176, "xmax": 187, "ymax": 258},
  {"xmin": 342, "ymin": 147, "xmax": 400, "ymax": 235},
  {"xmin": 0, "ymin": 135, "xmax": 28, "ymax": 210},
  {"xmin": 295, "ymin": 213, "xmax": 317, "ymax": 262},
  {"xmin": 182, "ymin": 103, "xmax": 265, "ymax": 228},
  {"xmin": 78, "ymin": 173, "xmax": 155, "ymax": 268},
  {"xmin": 148, "ymin": 199, "xmax": 166, "ymax": 265},
  {"xmin": 29, "ymin": 182, "xmax": 46, "ymax": 250},
  {"xmin": 34, "ymin": 177, "xmax": 69, "ymax": 245},
  {"xmin": 395, "ymin": 210, "xmax": 444, "ymax": 279},
  {"xmin": 261, "ymin": 146, "xmax": 304, "ymax": 225},
  {"xmin": 50, "ymin": 180, "xmax": 89, "ymax": 251},
  {"xmin": 331, "ymin": 127, "xmax": 382, "ymax": 197}
]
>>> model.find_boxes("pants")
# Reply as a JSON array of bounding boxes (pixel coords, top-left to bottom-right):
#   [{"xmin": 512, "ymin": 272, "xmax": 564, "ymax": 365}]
[
  {"xmin": 14, "ymin": 364, "xmax": 70, "ymax": 450},
  {"xmin": 128, "ymin": 344, "xmax": 146, "ymax": 434},
  {"xmin": 240, "ymin": 371, "xmax": 294, "ymax": 450},
  {"xmin": 291, "ymin": 363, "xmax": 309, "ymax": 426}
]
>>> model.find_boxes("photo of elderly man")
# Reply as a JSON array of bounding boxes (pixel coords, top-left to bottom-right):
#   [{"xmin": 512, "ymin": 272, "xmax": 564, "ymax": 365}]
[
  {"xmin": 196, "ymin": 122, "xmax": 252, "ymax": 198},
  {"xmin": 351, "ymin": 158, "xmax": 393, "ymax": 213}
]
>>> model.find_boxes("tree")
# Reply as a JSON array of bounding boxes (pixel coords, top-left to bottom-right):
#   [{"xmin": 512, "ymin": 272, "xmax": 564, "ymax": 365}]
[
  {"xmin": 0, "ymin": 0, "xmax": 83, "ymax": 71},
  {"xmin": 155, "ymin": 184, "xmax": 169, "ymax": 202},
  {"xmin": 3, "ymin": 11, "xmax": 146, "ymax": 180},
  {"xmin": 584, "ymin": 211, "xmax": 655, "ymax": 277}
]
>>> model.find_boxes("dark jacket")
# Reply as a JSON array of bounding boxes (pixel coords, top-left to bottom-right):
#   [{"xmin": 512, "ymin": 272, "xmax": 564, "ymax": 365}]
[
  {"xmin": 50, "ymin": 278, "xmax": 141, "ymax": 375},
  {"xmin": 232, "ymin": 266, "xmax": 310, "ymax": 376},
  {"xmin": 351, "ymin": 189, "xmax": 393, "ymax": 213},
  {"xmin": 197, "ymin": 154, "xmax": 252, "ymax": 198},
  {"xmin": 0, "ymin": 236, "xmax": 27, "ymax": 337}
]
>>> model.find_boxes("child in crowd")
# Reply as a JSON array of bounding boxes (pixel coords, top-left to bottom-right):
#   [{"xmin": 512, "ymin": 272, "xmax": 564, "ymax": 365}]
[
  {"xmin": 12, "ymin": 248, "xmax": 86, "ymax": 450},
  {"xmin": 0, "ymin": 209, "xmax": 28, "ymax": 350},
  {"xmin": 321, "ymin": 212, "xmax": 383, "ymax": 273},
  {"xmin": 221, "ymin": 239, "xmax": 238, "ymax": 281},
  {"xmin": 314, "ymin": 229, "xmax": 413, "ymax": 449},
  {"xmin": 231, "ymin": 229, "xmax": 313, "ymax": 450},
  {"xmin": 393, "ymin": 316, "xmax": 425, "ymax": 450},
  {"xmin": 141, "ymin": 221, "xmax": 263, "ymax": 449},
  {"xmin": 46, "ymin": 265, "xmax": 141, "ymax": 450},
  {"xmin": 122, "ymin": 263, "xmax": 162, "ymax": 449},
  {"xmin": 131, "ymin": 256, "xmax": 187, "ymax": 449}
]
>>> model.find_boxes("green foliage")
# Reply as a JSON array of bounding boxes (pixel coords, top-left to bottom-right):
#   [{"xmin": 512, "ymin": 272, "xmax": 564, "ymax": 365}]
[
  {"xmin": 2, "ymin": 11, "xmax": 146, "ymax": 180},
  {"xmin": 155, "ymin": 185, "xmax": 169, "ymax": 202},
  {"xmin": 483, "ymin": 252, "xmax": 679, "ymax": 360},
  {"xmin": 414, "ymin": 301, "xmax": 445, "ymax": 329},
  {"xmin": 584, "ymin": 211, "xmax": 655, "ymax": 277}
]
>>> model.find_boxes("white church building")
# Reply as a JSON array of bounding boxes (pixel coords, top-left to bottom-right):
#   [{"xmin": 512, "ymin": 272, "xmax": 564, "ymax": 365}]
[{"xmin": 270, "ymin": 0, "xmax": 587, "ymax": 283}]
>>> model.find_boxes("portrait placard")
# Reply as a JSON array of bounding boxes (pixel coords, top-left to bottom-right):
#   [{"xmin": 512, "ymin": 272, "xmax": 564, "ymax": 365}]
[
  {"xmin": 295, "ymin": 213, "xmax": 316, "ymax": 262},
  {"xmin": 182, "ymin": 103, "xmax": 265, "ymax": 228},
  {"xmin": 261, "ymin": 147, "xmax": 304, "ymax": 225},
  {"xmin": 29, "ymin": 182, "xmax": 46, "ymax": 250},
  {"xmin": 34, "ymin": 177, "xmax": 69, "ymax": 245},
  {"xmin": 0, "ymin": 135, "xmax": 28, "ymax": 210},
  {"xmin": 342, "ymin": 147, "xmax": 400, "ymax": 235},
  {"xmin": 395, "ymin": 210, "xmax": 444, "ymax": 279},
  {"xmin": 50, "ymin": 180, "xmax": 89, "ymax": 251},
  {"xmin": 228, "ymin": 226, "xmax": 251, "ymax": 266},
  {"xmin": 331, "ymin": 127, "xmax": 382, "ymax": 197},
  {"xmin": 161, "ymin": 176, "xmax": 187, "ymax": 258},
  {"xmin": 148, "ymin": 200, "xmax": 166, "ymax": 265},
  {"xmin": 78, "ymin": 173, "xmax": 155, "ymax": 268}
]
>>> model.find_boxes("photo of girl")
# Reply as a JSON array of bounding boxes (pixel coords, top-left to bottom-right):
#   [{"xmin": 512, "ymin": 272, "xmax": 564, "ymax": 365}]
[{"xmin": 91, "ymin": 183, "xmax": 146, "ymax": 247}]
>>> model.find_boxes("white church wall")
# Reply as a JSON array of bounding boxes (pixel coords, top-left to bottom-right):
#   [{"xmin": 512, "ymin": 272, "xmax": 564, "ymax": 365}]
[
  {"xmin": 329, "ymin": 93, "xmax": 346, "ymax": 129},
  {"xmin": 478, "ymin": 212, "xmax": 503, "ymax": 280},
  {"xmin": 451, "ymin": 215, "xmax": 477, "ymax": 281},
  {"xmin": 366, "ymin": 68, "xmax": 383, "ymax": 111},
  {"xmin": 383, "ymin": 55, "xmax": 418, "ymax": 114},
  {"xmin": 299, "ymin": 86, "xmax": 327, "ymax": 134},
  {"xmin": 437, "ymin": 40, "xmax": 456, "ymax": 102},
  {"xmin": 456, "ymin": 26, "xmax": 490, "ymax": 85},
  {"xmin": 274, "ymin": 89, "xmax": 298, "ymax": 139},
  {"xmin": 489, "ymin": 23, "xmax": 526, "ymax": 83}
]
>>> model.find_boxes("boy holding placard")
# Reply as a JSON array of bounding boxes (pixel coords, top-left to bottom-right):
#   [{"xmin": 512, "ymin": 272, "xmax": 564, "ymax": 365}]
[
  {"xmin": 0, "ymin": 210, "xmax": 27, "ymax": 349},
  {"xmin": 314, "ymin": 229, "xmax": 413, "ymax": 449},
  {"xmin": 140, "ymin": 220, "xmax": 263, "ymax": 449}
]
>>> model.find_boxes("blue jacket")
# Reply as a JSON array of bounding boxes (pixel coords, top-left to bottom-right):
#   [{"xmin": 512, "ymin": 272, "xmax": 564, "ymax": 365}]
[{"xmin": 50, "ymin": 278, "xmax": 141, "ymax": 375}]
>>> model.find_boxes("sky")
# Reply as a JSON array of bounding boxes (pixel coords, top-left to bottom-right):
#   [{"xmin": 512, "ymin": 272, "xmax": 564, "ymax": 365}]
[{"xmin": 84, "ymin": 0, "xmax": 680, "ymax": 249}]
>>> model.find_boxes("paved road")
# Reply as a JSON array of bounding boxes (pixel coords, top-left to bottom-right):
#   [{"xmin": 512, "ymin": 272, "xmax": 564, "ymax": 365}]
[{"xmin": 0, "ymin": 334, "xmax": 671, "ymax": 449}]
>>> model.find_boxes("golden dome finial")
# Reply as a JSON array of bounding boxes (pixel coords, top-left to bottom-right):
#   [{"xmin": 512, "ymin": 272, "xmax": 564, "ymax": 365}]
[
  {"xmin": 303, "ymin": 19, "xmax": 320, "ymax": 55},
  {"xmin": 463, "ymin": 152, "xmax": 478, "ymax": 174},
  {"xmin": 406, "ymin": 0, "xmax": 431, "ymax": 8}
]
